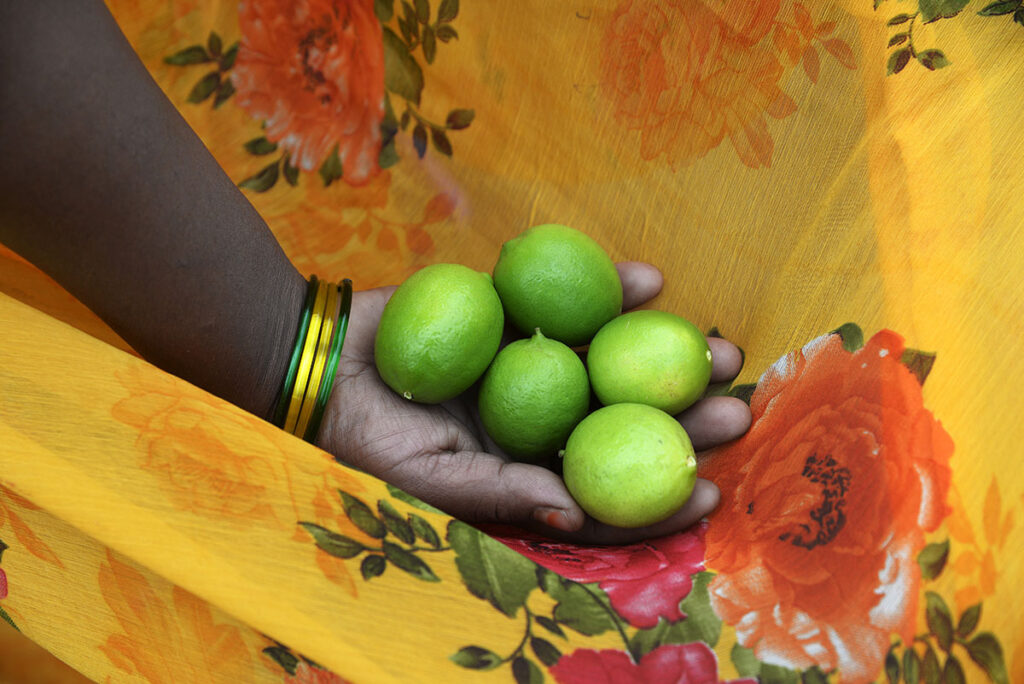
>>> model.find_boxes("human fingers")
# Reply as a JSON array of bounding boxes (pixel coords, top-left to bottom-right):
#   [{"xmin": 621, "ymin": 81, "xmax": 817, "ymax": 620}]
[
  {"xmin": 384, "ymin": 449, "xmax": 724, "ymax": 546},
  {"xmin": 524, "ymin": 479, "xmax": 721, "ymax": 545},
  {"xmin": 378, "ymin": 449, "xmax": 589, "ymax": 532},
  {"xmin": 708, "ymin": 336, "xmax": 743, "ymax": 383},
  {"xmin": 677, "ymin": 395, "xmax": 752, "ymax": 451},
  {"xmin": 616, "ymin": 261, "xmax": 663, "ymax": 311}
]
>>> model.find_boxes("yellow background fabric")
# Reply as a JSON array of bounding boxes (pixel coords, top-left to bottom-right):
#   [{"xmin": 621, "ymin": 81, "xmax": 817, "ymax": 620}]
[{"xmin": 0, "ymin": 0, "xmax": 1021, "ymax": 682}]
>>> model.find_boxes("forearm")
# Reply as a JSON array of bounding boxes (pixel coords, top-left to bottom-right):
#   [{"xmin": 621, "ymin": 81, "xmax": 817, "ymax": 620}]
[{"xmin": 0, "ymin": 0, "xmax": 304, "ymax": 419}]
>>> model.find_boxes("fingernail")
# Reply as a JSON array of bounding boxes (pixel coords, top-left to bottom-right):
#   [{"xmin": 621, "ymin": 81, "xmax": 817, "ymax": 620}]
[{"xmin": 533, "ymin": 507, "xmax": 575, "ymax": 532}]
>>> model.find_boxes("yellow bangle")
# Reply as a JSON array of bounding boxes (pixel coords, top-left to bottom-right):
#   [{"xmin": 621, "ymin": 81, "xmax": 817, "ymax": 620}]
[
  {"xmin": 284, "ymin": 279, "xmax": 328, "ymax": 433},
  {"xmin": 304, "ymin": 279, "xmax": 352, "ymax": 442},
  {"xmin": 294, "ymin": 283, "xmax": 339, "ymax": 439}
]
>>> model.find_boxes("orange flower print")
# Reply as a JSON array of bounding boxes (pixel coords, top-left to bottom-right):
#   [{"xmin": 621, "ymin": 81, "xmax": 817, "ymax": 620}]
[
  {"xmin": 271, "ymin": 188, "xmax": 454, "ymax": 287},
  {"xmin": 0, "ymin": 485, "xmax": 63, "ymax": 568},
  {"xmin": 700, "ymin": 330, "xmax": 953, "ymax": 683},
  {"xmin": 946, "ymin": 478, "xmax": 1015, "ymax": 613},
  {"xmin": 98, "ymin": 550, "xmax": 254, "ymax": 683},
  {"xmin": 233, "ymin": 0, "xmax": 386, "ymax": 185},
  {"xmin": 111, "ymin": 367, "xmax": 290, "ymax": 524},
  {"xmin": 600, "ymin": 0, "xmax": 794, "ymax": 169},
  {"xmin": 112, "ymin": 365, "xmax": 371, "ymax": 594},
  {"xmin": 717, "ymin": 0, "xmax": 782, "ymax": 46},
  {"xmin": 600, "ymin": 1, "xmax": 854, "ymax": 169}
]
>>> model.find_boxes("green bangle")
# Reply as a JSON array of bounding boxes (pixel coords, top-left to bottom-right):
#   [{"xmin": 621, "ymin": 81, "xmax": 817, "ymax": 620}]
[
  {"xmin": 273, "ymin": 275, "xmax": 320, "ymax": 427},
  {"xmin": 304, "ymin": 278, "xmax": 353, "ymax": 443}
]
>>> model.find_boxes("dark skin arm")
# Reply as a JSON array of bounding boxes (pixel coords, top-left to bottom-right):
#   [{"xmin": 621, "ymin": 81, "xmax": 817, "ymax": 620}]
[
  {"xmin": 0, "ymin": 0, "xmax": 305, "ymax": 419},
  {"xmin": 0, "ymin": 0, "xmax": 751, "ymax": 544}
]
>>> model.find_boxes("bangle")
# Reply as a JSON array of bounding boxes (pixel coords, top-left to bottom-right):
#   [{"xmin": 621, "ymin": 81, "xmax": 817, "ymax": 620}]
[
  {"xmin": 284, "ymin": 278, "xmax": 329, "ymax": 433},
  {"xmin": 294, "ymin": 282, "xmax": 340, "ymax": 439},
  {"xmin": 272, "ymin": 276, "xmax": 319, "ymax": 427},
  {"xmin": 304, "ymin": 278, "xmax": 353, "ymax": 442},
  {"xmin": 273, "ymin": 276, "xmax": 354, "ymax": 443}
]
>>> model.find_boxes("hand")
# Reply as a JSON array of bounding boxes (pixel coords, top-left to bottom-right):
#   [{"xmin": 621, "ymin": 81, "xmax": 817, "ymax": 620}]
[{"xmin": 317, "ymin": 263, "xmax": 751, "ymax": 544}]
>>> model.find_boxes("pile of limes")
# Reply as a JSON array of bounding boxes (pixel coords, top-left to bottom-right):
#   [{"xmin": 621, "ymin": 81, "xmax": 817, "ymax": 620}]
[{"xmin": 374, "ymin": 224, "xmax": 712, "ymax": 528}]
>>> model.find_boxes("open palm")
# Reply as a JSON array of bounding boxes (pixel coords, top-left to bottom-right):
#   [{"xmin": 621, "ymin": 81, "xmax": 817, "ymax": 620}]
[{"xmin": 317, "ymin": 262, "xmax": 750, "ymax": 544}]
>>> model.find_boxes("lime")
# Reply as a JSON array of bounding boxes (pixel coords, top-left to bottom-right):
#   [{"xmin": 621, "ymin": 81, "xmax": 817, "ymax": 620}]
[
  {"xmin": 562, "ymin": 403, "xmax": 697, "ymax": 528},
  {"xmin": 587, "ymin": 310, "xmax": 712, "ymax": 414},
  {"xmin": 478, "ymin": 329, "xmax": 590, "ymax": 463},
  {"xmin": 493, "ymin": 224, "xmax": 622, "ymax": 346},
  {"xmin": 374, "ymin": 264, "xmax": 504, "ymax": 404}
]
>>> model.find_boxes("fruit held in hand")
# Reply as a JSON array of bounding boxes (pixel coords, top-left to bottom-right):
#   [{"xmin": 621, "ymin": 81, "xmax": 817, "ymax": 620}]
[
  {"xmin": 587, "ymin": 310, "xmax": 712, "ymax": 415},
  {"xmin": 374, "ymin": 263, "xmax": 503, "ymax": 404},
  {"xmin": 478, "ymin": 329, "xmax": 590, "ymax": 463},
  {"xmin": 493, "ymin": 223, "xmax": 622, "ymax": 346},
  {"xmin": 562, "ymin": 403, "xmax": 697, "ymax": 528}
]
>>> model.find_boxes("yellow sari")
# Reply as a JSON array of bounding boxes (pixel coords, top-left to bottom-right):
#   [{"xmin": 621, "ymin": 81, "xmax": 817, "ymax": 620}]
[{"xmin": 1, "ymin": 0, "xmax": 1021, "ymax": 681}]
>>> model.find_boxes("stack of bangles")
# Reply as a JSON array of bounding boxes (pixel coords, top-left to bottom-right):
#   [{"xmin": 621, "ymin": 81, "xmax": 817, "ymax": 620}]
[{"xmin": 272, "ymin": 276, "xmax": 353, "ymax": 442}]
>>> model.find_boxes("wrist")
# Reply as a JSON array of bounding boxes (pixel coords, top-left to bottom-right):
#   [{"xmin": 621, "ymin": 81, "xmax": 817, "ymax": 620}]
[
  {"xmin": 253, "ymin": 267, "xmax": 308, "ymax": 422},
  {"xmin": 266, "ymin": 275, "xmax": 353, "ymax": 442}
]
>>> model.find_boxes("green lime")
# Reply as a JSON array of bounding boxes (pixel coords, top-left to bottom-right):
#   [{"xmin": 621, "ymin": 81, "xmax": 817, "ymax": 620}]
[
  {"xmin": 493, "ymin": 224, "xmax": 622, "ymax": 346},
  {"xmin": 587, "ymin": 310, "xmax": 712, "ymax": 415},
  {"xmin": 374, "ymin": 264, "xmax": 504, "ymax": 404},
  {"xmin": 562, "ymin": 403, "xmax": 697, "ymax": 528},
  {"xmin": 478, "ymin": 329, "xmax": 590, "ymax": 463}
]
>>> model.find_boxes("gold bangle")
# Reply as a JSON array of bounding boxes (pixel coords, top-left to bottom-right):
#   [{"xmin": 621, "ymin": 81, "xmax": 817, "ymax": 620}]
[
  {"xmin": 294, "ymin": 283, "xmax": 339, "ymax": 439},
  {"xmin": 284, "ymin": 278, "xmax": 328, "ymax": 433},
  {"xmin": 304, "ymin": 279, "xmax": 353, "ymax": 443}
]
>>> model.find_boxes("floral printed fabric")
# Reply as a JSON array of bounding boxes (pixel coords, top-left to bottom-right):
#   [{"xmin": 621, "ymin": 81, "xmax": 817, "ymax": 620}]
[
  {"xmin": 599, "ymin": 0, "xmax": 853, "ymax": 169},
  {"xmin": 498, "ymin": 524, "xmax": 708, "ymax": 630},
  {"xmin": 0, "ymin": 0, "xmax": 1021, "ymax": 682},
  {"xmin": 550, "ymin": 643, "xmax": 756, "ymax": 684},
  {"xmin": 487, "ymin": 325, "xmax": 995, "ymax": 684},
  {"xmin": 701, "ymin": 330, "xmax": 955, "ymax": 681},
  {"xmin": 233, "ymin": 0, "xmax": 386, "ymax": 183}
]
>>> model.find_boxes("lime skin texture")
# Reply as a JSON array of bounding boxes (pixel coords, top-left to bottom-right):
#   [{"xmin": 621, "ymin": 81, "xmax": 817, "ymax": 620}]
[
  {"xmin": 493, "ymin": 223, "xmax": 622, "ymax": 347},
  {"xmin": 478, "ymin": 329, "xmax": 591, "ymax": 463},
  {"xmin": 374, "ymin": 263, "xmax": 504, "ymax": 404},
  {"xmin": 587, "ymin": 310, "xmax": 713, "ymax": 415},
  {"xmin": 562, "ymin": 403, "xmax": 697, "ymax": 528}
]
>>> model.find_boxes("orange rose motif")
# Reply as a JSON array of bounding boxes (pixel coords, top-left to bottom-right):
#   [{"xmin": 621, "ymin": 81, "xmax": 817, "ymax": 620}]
[
  {"xmin": 233, "ymin": 0, "xmax": 386, "ymax": 185},
  {"xmin": 98, "ymin": 550, "xmax": 254, "ymax": 682},
  {"xmin": 700, "ymin": 330, "xmax": 954, "ymax": 682},
  {"xmin": 0, "ymin": 485, "xmax": 63, "ymax": 568},
  {"xmin": 112, "ymin": 368, "xmax": 285, "ymax": 523},
  {"xmin": 600, "ymin": 0, "xmax": 796, "ymax": 169}
]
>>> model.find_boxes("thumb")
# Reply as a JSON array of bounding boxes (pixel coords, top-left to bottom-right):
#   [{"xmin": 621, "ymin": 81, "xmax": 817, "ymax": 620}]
[{"xmin": 387, "ymin": 450, "xmax": 587, "ymax": 533}]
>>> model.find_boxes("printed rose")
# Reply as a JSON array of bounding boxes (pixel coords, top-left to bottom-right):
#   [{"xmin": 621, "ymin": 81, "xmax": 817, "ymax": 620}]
[
  {"xmin": 111, "ymin": 369, "xmax": 285, "ymax": 523},
  {"xmin": 234, "ymin": 0, "xmax": 386, "ymax": 184},
  {"xmin": 600, "ymin": 0, "xmax": 795, "ymax": 169},
  {"xmin": 98, "ymin": 550, "xmax": 253, "ymax": 680},
  {"xmin": 550, "ymin": 642, "xmax": 756, "ymax": 684},
  {"xmin": 493, "ymin": 523, "xmax": 706, "ymax": 628},
  {"xmin": 700, "ymin": 330, "xmax": 953, "ymax": 682}
]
